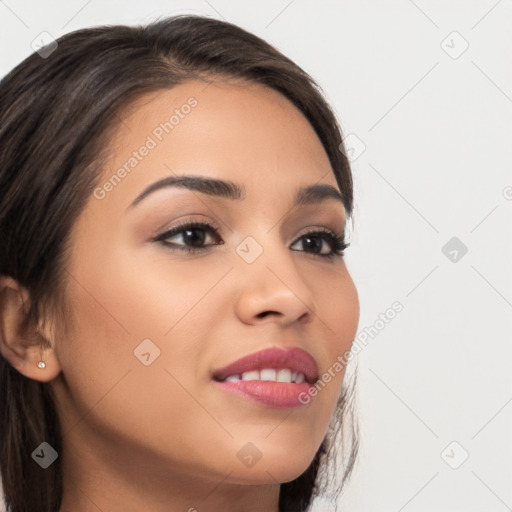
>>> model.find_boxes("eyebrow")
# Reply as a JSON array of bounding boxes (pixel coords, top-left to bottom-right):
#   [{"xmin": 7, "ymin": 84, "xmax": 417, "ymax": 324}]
[{"xmin": 128, "ymin": 174, "xmax": 347, "ymax": 210}]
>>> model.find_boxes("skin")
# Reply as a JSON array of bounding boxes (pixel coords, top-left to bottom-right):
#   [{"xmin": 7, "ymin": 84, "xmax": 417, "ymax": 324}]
[{"xmin": 0, "ymin": 79, "xmax": 359, "ymax": 511}]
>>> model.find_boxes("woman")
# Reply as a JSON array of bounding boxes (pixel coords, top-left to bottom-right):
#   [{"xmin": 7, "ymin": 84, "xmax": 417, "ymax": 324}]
[{"xmin": 0, "ymin": 15, "xmax": 359, "ymax": 512}]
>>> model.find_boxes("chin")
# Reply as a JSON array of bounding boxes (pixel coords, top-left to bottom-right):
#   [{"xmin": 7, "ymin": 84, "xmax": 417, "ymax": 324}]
[{"xmin": 229, "ymin": 444, "xmax": 320, "ymax": 485}]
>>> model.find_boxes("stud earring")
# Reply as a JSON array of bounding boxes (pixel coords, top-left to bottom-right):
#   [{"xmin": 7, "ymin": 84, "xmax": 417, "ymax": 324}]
[{"xmin": 37, "ymin": 341, "xmax": 46, "ymax": 369}]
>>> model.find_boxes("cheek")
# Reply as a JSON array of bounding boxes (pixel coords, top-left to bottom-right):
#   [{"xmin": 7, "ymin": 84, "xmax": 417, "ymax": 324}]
[
  {"xmin": 332, "ymin": 274, "xmax": 359, "ymax": 350},
  {"xmin": 309, "ymin": 270, "xmax": 359, "ymax": 409},
  {"xmin": 67, "ymin": 245, "xmax": 230, "ymax": 340},
  {"xmin": 56, "ymin": 246, "xmax": 230, "ymax": 410},
  {"xmin": 314, "ymin": 267, "xmax": 360, "ymax": 359},
  {"xmin": 55, "ymin": 251, "xmax": 236, "ymax": 467}
]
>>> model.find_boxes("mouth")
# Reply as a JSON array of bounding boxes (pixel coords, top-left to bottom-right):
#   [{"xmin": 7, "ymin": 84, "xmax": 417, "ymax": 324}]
[
  {"xmin": 211, "ymin": 347, "xmax": 319, "ymax": 409},
  {"xmin": 212, "ymin": 346, "xmax": 319, "ymax": 384},
  {"xmin": 214, "ymin": 368, "xmax": 309, "ymax": 384}
]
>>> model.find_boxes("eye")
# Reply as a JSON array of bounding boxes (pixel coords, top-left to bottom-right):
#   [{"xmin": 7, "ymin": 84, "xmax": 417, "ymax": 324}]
[
  {"xmin": 290, "ymin": 229, "xmax": 349, "ymax": 260},
  {"xmin": 153, "ymin": 221, "xmax": 223, "ymax": 253},
  {"xmin": 153, "ymin": 221, "xmax": 349, "ymax": 259}
]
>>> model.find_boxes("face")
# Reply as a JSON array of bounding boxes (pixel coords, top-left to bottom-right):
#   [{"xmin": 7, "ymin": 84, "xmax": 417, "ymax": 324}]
[{"xmin": 50, "ymin": 79, "xmax": 359, "ymax": 490}]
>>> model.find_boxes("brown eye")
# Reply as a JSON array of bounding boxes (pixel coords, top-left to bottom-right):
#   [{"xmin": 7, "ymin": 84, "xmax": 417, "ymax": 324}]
[
  {"xmin": 155, "ymin": 221, "xmax": 223, "ymax": 252},
  {"xmin": 290, "ymin": 230, "xmax": 348, "ymax": 260}
]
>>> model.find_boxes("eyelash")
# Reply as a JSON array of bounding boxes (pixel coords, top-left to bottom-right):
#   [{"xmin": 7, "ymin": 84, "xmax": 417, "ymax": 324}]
[{"xmin": 153, "ymin": 220, "xmax": 349, "ymax": 260}]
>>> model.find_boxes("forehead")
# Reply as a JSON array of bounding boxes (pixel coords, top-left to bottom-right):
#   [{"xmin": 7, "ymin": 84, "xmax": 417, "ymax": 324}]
[{"xmin": 95, "ymin": 79, "xmax": 339, "ymax": 211}]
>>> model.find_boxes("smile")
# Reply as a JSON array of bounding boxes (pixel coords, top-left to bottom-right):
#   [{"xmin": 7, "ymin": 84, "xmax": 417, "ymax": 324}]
[{"xmin": 218, "ymin": 368, "xmax": 306, "ymax": 384}]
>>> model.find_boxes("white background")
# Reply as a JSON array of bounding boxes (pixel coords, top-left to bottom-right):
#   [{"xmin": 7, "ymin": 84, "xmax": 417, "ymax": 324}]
[{"xmin": 1, "ymin": 1, "xmax": 511, "ymax": 511}]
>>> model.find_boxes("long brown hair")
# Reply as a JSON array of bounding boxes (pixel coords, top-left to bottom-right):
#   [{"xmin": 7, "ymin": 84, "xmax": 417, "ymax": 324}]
[{"xmin": 0, "ymin": 15, "xmax": 358, "ymax": 512}]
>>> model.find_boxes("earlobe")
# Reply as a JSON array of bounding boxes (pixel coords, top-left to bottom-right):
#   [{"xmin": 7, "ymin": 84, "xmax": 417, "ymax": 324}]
[{"xmin": 0, "ymin": 276, "xmax": 62, "ymax": 382}]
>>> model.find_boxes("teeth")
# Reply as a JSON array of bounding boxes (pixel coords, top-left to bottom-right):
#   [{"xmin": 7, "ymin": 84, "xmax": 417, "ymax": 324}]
[
  {"xmin": 241, "ymin": 370, "xmax": 259, "ymax": 381},
  {"xmin": 260, "ymin": 369, "xmax": 277, "ymax": 381},
  {"xmin": 276, "ymin": 369, "xmax": 292, "ymax": 382},
  {"xmin": 222, "ymin": 368, "xmax": 306, "ymax": 384}
]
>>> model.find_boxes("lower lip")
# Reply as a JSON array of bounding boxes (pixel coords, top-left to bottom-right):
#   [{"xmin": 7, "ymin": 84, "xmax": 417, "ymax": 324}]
[{"xmin": 213, "ymin": 379, "xmax": 315, "ymax": 408}]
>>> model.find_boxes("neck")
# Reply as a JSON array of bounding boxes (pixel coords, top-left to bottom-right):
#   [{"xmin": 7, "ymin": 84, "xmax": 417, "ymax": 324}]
[{"xmin": 58, "ymin": 422, "xmax": 281, "ymax": 512}]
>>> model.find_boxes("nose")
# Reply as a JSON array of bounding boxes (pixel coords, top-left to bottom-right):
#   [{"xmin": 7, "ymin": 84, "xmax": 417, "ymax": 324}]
[{"xmin": 233, "ymin": 237, "xmax": 316, "ymax": 327}]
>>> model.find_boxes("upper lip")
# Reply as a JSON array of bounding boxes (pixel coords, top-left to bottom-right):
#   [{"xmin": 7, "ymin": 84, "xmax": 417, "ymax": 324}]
[{"xmin": 212, "ymin": 347, "xmax": 319, "ymax": 384}]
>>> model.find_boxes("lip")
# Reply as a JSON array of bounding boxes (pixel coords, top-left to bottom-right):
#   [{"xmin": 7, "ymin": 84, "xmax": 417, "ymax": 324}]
[
  {"xmin": 212, "ymin": 347, "xmax": 319, "ymax": 384},
  {"xmin": 213, "ymin": 380, "xmax": 315, "ymax": 408},
  {"xmin": 212, "ymin": 348, "xmax": 319, "ymax": 409}
]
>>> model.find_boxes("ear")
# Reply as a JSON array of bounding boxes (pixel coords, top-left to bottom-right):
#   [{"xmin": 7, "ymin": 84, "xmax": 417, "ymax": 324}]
[{"xmin": 0, "ymin": 276, "xmax": 62, "ymax": 382}]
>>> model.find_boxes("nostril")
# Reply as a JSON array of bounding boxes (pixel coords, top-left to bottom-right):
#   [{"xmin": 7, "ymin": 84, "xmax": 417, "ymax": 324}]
[{"xmin": 256, "ymin": 311, "xmax": 278, "ymax": 319}]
